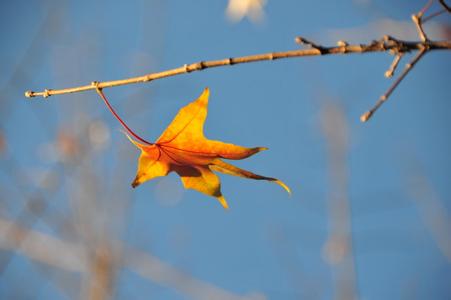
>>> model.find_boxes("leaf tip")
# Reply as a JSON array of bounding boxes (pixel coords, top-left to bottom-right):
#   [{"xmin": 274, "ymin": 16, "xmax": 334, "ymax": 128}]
[
  {"xmin": 131, "ymin": 176, "xmax": 141, "ymax": 188},
  {"xmin": 248, "ymin": 147, "xmax": 268, "ymax": 156},
  {"xmin": 274, "ymin": 179, "xmax": 291, "ymax": 196},
  {"xmin": 201, "ymin": 87, "xmax": 210, "ymax": 99},
  {"xmin": 217, "ymin": 195, "xmax": 229, "ymax": 210}
]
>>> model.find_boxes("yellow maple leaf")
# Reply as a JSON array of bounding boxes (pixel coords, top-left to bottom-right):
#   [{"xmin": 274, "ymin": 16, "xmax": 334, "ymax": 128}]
[{"xmin": 97, "ymin": 88, "xmax": 290, "ymax": 209}]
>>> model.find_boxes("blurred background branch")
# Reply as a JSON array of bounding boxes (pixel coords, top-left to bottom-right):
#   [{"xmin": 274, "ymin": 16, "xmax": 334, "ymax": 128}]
[
  {"xmin": 321, "ymin": 103, "xmax": 358, "ymax": 300},
  {"xmin": 0, "ymin": 217, "xmax": 264, "ymax": 300},
  {"xmin": 1, "ymin": 0, "xmax": 450, "ymax": 299}
]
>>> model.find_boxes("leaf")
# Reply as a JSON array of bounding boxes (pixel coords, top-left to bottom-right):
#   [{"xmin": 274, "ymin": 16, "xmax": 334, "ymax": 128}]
[{"xmin": 99, "ymin": 87, "xmax": 290, "ymax": 209}]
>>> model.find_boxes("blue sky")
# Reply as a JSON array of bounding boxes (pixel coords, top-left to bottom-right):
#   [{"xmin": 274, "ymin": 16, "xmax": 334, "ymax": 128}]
[{"xmin": 1, "ymin": 0, "xmax": 450, "ymax": 299}]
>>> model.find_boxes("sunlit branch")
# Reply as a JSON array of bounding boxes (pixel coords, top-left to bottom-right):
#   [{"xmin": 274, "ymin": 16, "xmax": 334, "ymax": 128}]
[
  {"xmin": 360, "ymin": 0, "xmax": 450, "ymax": 122},
  {"xmin": 384, "ymin": 53, "xmax": 404, "ymax": 78},
  {"xmin": 25, "ymin": 0, "xmax": 450, "ymax": 123},
  {"xmin": 360, "ymin": 47, "xmax": 427, "ymax": 122},
  {"xmin": 25, "ymin": 40, "xmax": 450, "ymax": 100}
]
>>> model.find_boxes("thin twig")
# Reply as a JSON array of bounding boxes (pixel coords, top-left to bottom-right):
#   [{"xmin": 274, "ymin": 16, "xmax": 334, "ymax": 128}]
[
  {"xmin": 419, "ymin": 0, "xmax": 435, "ymax": 16},
  {"xmin": 412, "ymin": 14, "xmax": 429, "ymax": 42},
  {"xmin": 439, "ymin": 0, "xmax": 451, "ymax": 12},
  {"xmin": 295, "ymin": 36, "xmax": 325, "ymax": 53},
  {"xmin": 422, "ymin": 0, "xmax": 451, "ymax": 23},
  {"xmin": 412, "ymin": 0, "xmax": 439, "ymax": 42},
  {"xmin": 406, "ymin": 0, "xmax": 451, "ymax": 42},
  {"xmin": 385, "ymin": 53, "xmax": 404, "ymax": 78},
  {"xmin": 360, "ymin": 47, "xmax": 428, "ymax": 122},
  {"xmin": 360, "ymin": 0, "xmax": 451, "ymax": 122},
  {"xmin": 25, "ymin": 39, "xmax": 451, "ymax": 99},
  {"xmin": 423, "ymin": 8, "xmax": 448, "ymax": 22}
]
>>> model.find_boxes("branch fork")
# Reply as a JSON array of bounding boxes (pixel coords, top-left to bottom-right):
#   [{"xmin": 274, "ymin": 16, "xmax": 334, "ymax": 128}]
[{"xmin": 360, "ymin": 0, "xmax": 450, "ymax": 122}]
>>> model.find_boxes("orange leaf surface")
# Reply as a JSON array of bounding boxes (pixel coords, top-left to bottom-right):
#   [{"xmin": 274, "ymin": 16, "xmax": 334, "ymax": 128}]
[{"xmin": 98, "ymin": 87, "xmax": 290, "ymax": 209}]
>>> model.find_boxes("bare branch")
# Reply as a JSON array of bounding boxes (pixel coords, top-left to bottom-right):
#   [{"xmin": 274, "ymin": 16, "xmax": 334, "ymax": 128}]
[
  {"xmin": 421, "ymin": 0, "xmax": 451, "ymax": 24},
  {"xmin": 0, "ymin": 218, "xmax": 87, "ymax": 272},
  {"xmin": 408, "ymin": 170, "xmax": 451, "ymax": 262},
  {"xmin": 384, "ymin": 53, "xmax": 404, "ymax": 78},
  {"xmin": 439, "ymin": 0, "xmax": 451, "ymax": 12},
  {"xmin": 412, "ymin": 0, "xmax": 437, "ymax": 42},
  {"xmin": 126, "ymin": 248, "xmax": 266, "ymax": 300},
  {"xmin": 321, "ymin": 103, "xmax": 358, "ymax": 300},
  {"xmin": 84, "ymin": 243, "xmax": 116, "ymax": 300},
  {"xmin": 23, "ymin": 1, "xmax": 451, "ymax": 123},
  {"xmin": 361, "ymin": 47, "xmax": 428, "ymax": 122},
  {"xmin": 419, "ymin": 0, "xmax": 435, "ymax": 17},
  {"xmin": 0, "ymin": 217, "xmax": 263, "ymax": 300},
  {"xmin": 25, "ymin": 40, "xmax": 450, "ymax": 99},
  {"xmin": 423, "ymin": 8, "xmax": 448, "ymax": 22},
  {"xmin": 295, "ymin": 36, "xmax": 325, "ymax": 53},
  {"xmin": 360, "ymin": 0, "xmax": 451, "ymax": 122},
  {"xmin": 412, "ymin": 14, "xmax": 429, "ymax": 42}
]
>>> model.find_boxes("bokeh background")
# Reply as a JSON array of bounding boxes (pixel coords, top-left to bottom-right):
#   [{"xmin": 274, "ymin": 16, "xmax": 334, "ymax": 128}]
[{"xmin": 1, "ymin": 0, "xmax": 450, "ymax": 299}]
